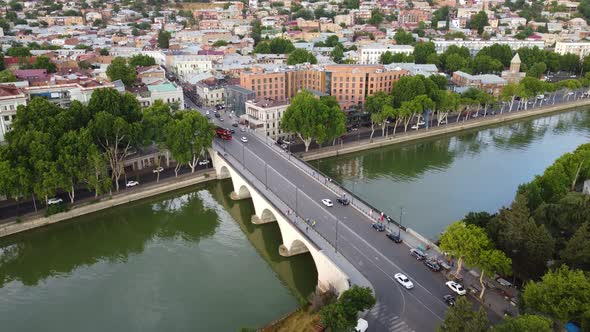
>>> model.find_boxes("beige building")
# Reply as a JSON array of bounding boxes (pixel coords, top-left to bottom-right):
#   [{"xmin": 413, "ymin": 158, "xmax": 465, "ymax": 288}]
[
  {"xmin": 0, "ymin": 85, "xmax": 27, "ymax": 143},
  {"xmin": 243, "ymin": 98, "xmax": 290, "ymax": 140},
  {"xmin": 555, "ymin": 41, "xmax": 590, "ymax": 59},
  {"xmin": 501, "ymin": 54, "xmax": 525, "ymax": 84}
]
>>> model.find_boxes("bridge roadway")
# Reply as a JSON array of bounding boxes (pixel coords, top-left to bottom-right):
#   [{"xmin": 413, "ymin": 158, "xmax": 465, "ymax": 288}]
[{"xmin": 208, "ymin": 121, "xmax": 451, "ymax": 332}]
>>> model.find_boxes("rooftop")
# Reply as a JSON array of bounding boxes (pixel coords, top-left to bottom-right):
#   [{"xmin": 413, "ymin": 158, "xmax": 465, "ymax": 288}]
[{"xmin": 147, "ymin": 83, "xmax": 179, "ymax": 93}]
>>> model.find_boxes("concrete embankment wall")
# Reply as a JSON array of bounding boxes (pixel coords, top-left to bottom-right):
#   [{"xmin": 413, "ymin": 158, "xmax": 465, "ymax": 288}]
[
  {"xmin": 0, "ymin": 171, "xmax": 217, "ymax": 238},
  {"xmin": 302, "ymin": 99, "xmax": 590, "ymax": 161}
]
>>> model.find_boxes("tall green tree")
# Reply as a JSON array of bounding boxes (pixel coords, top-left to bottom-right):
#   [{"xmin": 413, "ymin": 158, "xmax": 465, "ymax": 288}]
[
  {"xmin": 413, "ymin": 42, "xmax": 436, "ymax": 64},
  {"xmin": 56, "ymin": 129, "xmax": 92, "ymax": 203},
  {"xmin": 165, "ymin": 111, "xmax": 214, "ymax": 175},
  {"xmin": 394, "ymin": 28, "xmax": 415, "ymax": 45},
  {"xmin": 287, "ymin": 49, "xmax": 317, "ymax": 65},
  {"xmin": 492, "ymin": 314, "xmax": 552, "ymax": 332},
  {"xmin": 0, "ymin": 69, "xmax": 16, "ymax": 83},
  {"xmin": 380, "ymin": 51, "xmax": 395, "ymax": 65},
  {"xmin": 129, "ymin": 54, "xmax": 156, "ymax": 67},
  {"xmin": 106, "ymin": 57, "xmax": 137, "ymax": 87},
  {"xmin": 157, "ymin": 30, "xmax": 172, "ymax": 49},
  {"xmin": 561, "ymin": 221, "xmax": 590, "ymax": 270},
  {"xmin": 438, "ymin": 297, "xmax": 489, "ymax": 332},
  {"xmin": 142, "ymin": 100, "xmax": 173, "ymax": 182},
  {"xmin": 32, "ymin": 55, "xmax": 57, "ymax": 72},
  {"xmin": 331, "ymin": 44, "xmax": 344, "ymax": 64},
  {"xmin": 368, "ymin": 8, "xmax": 383, "ymax": 25},
  {"xmin": 468, "ymin": 11, "xmax": 489, "ymax": 35},
  {"xmin": 439, "ymin": 221, "xmax": 492, "ymax": 278}
]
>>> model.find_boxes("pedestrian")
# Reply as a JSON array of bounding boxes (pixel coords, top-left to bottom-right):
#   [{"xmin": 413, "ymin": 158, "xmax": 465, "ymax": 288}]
[
  {"xmin": 369, "ymin": 209, "xmax": 373, "ymax": 217},
  {"xmin": 306, "ymin": 218, "xmax": 310, "ymax": 224},
  {"xmin": 312, "ymin": 220, "xmax": 316, "ymax": 227},
  {"xmin": 306, "ymin": 226, "xmax": 309, "ymax": 232}
]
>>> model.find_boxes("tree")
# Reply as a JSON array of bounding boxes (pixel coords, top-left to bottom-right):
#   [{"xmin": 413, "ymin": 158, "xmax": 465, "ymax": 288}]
[
  {"xmin": 468, "ymin": 11, "xmax": 489, "ymax": 35},
  {"xmin": 87, "ymin": 89, "xmax": 143, "ymax": 192},
  {"xmin": 561, "ymin": 222, "xmax": 590, "ymax": 270},
  {"xmin": 368, "ymin": 8, "xmax": 383, "ymax": 25},
  {"xmin": 99, "ymin": 48, "xmax": 109, "ymax": 56},
  {"xmin": 106, "ymin": 57, "xmax": 137, "ymax": 87},
  {"xmin": 444, "ymin": 53, "xmax": 470, "ymax": 74},
  {"xmin": 142, "ymin": 101, "xmax": 172, "ymax": 182},
  {"xmin": 492, "ymin": 314, "xmax": 552, "ymax": 332},
  {"xmin": 212, "ymin": 40, "xmax": 228, "ymax": 47},
  {"xmin": 157, "ymin": 30, "xmax": 172, "ymax": 49},
  {"xmin": 413, "ymin": 42, "xmax": 436, "ymax": 64},
  {"xmin": 0, "ymin": 69, "xmax": 16, "ymax": 83},
  {"xmin": 0, "ymin": 52, "xmax": 5, "ymax": 71},
  {"xmin": 128, "ymin": 54, "xmax": 156, "ymax": 67},
  {"xmin": 320, "ymin": 286, "xmax": 376, "ymax": 332},
  {"xmin": 320, "ymin": 96, "xmax": 347, "ymax": 145},
  {"xmin": 477, "ymin": 44, "xmax": 513, "ymax": 67},
  {"xmin": 56, "ymin": 129, "xmax": 92, "ymax": 203},
  {"xmin": 526, "ymin": 62, "xmax": 547, "ymax": 78},
  {"xmin": 282, "ymin": 90, "xmax": 339, "ymax": 151},
  {"xmin": 438, "ymin": 297, "xmax": 489, "ymax": 332},
  {"xmin": 287, "ymin": 49, "xmax": 317, "ymax": 65},
  {"xmin": 560, "ymin": 53, "xmax": 580, "ymax": 73},
  {"xmin": 473, "ymin": 55, "xmax": 503, "ymax": 74},
  {"xmin": 394, "ymin": 28, "xmax": 415, "ymax": 45},
  {"xmin": 251, "ymin": 19, "xmax": 262, "ymax": 45},
  {"xmin": 6, "ymin": 47, "xmax": 31, "ymax": 57},
  {"xmin": 32, "ymin": 55, "xmax": 57, "ymax": 72},
  {"xmin": 476, "ymin": 249, "xmax": 511, "ymax": 299},
  {"xmin": 380, "ymin": 51, "xmax": 395, "ymax": 65},
  {"xmin": 320, "ymin": 302, "xmax": 355, "ymax": 332},
  {"xmin": 331, "ymin": 44, "xmax": 344, "ymax": 64},
  {"xmin": 165, "ymin": 111, "xmax": 214, "ymax": 175},
  {"xmin": 439, "ymin": 221, "xmax": 491, "ymax": 278},
  {"xmin": 523, "ymin": 265, "xmax": 590, "ymax": 327}
]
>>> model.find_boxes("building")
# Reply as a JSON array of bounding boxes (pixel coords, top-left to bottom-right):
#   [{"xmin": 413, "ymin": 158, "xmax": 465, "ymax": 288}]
[
  {"xmin": 0, "ymin": 85, "xmax": 27, "ymax": 143},
  {"xmin": 555, "ymin": 42, "xmax": 590, "ymax": 59},
  {"xmin": 434, "ymin": 40, "xmax": 545, "ymax": 55},
  {"xmin": 225, "ymin": 85, "xmax": 255, "ymax": 117},
  {"xmin": 137, "ymin": 65, "xmax": 166, "ymax": 85},
  {"xmin": 501, "ymin": 54, "xmax": 525, "ymax": 84},
  {"xmin": 39, "ymin": 15, "xmax": 85, "ymax": 26},
  {"xmin": 243, "ymin": 98, "xmax": 290, "ymax": 140},
  {"xmin": 195, "ymin": 81, "xmax": 226, "ymax": 107},
  {"xmin": 171, "ymin": 56, "xmax": 213, "ymax": 80},
  {"xmin": 131, "ymin": 82, "xmax": 184, "ymax": 109},
  {"xmin": 452, "ymin": 71, "xmax": 507, "ymax": 96},
  {"xmin": 359, "ymin": 44, "xmax": 414, "ymax": 64},
  {"xmin": 398, "ymin": 9, "xmax": 431, "ymax": 25}
]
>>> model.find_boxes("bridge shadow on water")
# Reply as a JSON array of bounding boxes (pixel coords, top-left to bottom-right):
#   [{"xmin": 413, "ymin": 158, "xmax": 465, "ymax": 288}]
[{"xmin": 207, "ymin": 179, "xmax": 318, "ymax": 305}]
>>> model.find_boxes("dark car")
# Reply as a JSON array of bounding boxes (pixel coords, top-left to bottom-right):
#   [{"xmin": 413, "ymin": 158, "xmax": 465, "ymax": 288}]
[
  {"xmin": 230, "ymin": 129, "xmax": 235, "ymax": 134},
  {"xmin": 215, "ymin": 113, "xmax": 221, "ymax": 118},
  {"xmin": 206, "ymin": 115, "xmax": 211, "ymax": 120},
  {"xmin": 337, "ymin": 197, "xmax": 350, "ymax": 205},
  {"xmin": 386, "ymin": 232, "xmax": 402, "ymax": 243},
  {"xmin": 372, "ymin": 222, "xmax": 385, "ymax": 232},
  {"xmin": 232, "ymin": 123, "xmax": 239, "ymax": 127},
  {"xmin": 443, "ymin": 295, "xmax": 455, "ymax": 306},
  {"xmin": 424, "ymin": 259, "xmax": 441, "ymax": 272},
  {"xmin": 410, "ymin": 248, "xmax": 427, "ymax": 260}
]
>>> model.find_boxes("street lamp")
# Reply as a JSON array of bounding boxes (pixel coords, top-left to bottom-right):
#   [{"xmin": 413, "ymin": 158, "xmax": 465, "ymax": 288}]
[
  {"xmin": 398, "ymin": 206, "xmax": 404, "ymax": 237},
  {"xmin": 295, "ymin": 187, "xmax": 299, "ymax": 216},
  {"xmin": 265, "ymin": 163, "xmax": 268, "ymax": 190}
]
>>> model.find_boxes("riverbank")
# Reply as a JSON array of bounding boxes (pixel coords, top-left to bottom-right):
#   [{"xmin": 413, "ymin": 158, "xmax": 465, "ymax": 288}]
[
  {"xmin": 301, "ymin": 99, "xmax": 590, "ymax": 161},
  {"xmin": 0, "ymin": 170, "xmax": 217, "ymax": 238}
]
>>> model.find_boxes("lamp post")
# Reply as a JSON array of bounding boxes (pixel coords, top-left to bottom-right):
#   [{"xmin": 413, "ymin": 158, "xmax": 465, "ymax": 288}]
[
  {"xmin": 265, "ymin": 163, "xmax": 268, "ymax": 190},
  {"xmin": 295, "ymin": 187, "xmax": 299, "ymax": 216},
  {"xmin": 335, "ymin": 216, "xmax": 340, "ymax": 253},
  {"xmin": 398, "ymin": 206, "xmax": 404, "ymax": 237}
]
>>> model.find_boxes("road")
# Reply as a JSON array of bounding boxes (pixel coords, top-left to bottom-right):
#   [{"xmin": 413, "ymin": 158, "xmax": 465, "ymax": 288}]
[{"xmin": 203, "ymin": 108, "xmax": 455, "ymax": 332}]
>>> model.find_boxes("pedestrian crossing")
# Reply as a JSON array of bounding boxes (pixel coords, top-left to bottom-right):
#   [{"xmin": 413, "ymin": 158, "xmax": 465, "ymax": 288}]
[{"xmin": 368, "ymin": 303, "xmax": 415, "ymax": 332}]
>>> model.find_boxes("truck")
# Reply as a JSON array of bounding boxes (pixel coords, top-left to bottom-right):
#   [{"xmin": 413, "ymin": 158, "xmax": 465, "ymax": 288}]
[{"xmin": 215, "ymin": 127, "xmax": 232, "ymax": 140}]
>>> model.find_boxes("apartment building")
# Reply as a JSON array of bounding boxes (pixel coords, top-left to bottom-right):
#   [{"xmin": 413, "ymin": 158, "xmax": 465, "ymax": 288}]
[
  {"xmin": 239, "ymin": 64, "xmax": 409, "ymax": 110},
  {"xmin": 243, "ymin": 98, "xmax": 290, "ymax": 140},
  {"xmin": 359, "ymin": 44, "xmax": 414, "ymax": 64},
  {"xmin": 434, "ymin": 40, "xmax": 545, "ymax": 55},
  {"xmin": 0, "ymin": 85, "xmax": 27, "ymax": 143},
  {"xmin": 555, "ymin": 41, "xmax": 590, "ymax": 59}
]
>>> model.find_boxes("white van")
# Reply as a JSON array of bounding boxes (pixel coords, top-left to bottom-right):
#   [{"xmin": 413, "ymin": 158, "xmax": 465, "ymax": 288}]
[
  {"xmin": 536, "ymin": 94, "xmax": 544, "ymax": 100},
  {"xmin": 355, "ymin": 318, "xmax": 368, "ymax": 332}
]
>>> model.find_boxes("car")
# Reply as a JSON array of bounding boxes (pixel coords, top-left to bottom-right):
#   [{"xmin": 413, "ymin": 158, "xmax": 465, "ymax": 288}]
[
  {"xmin": 206, "ymin": 115, "xmax": 211, "ymax": 120},
  {"xmin": 568, "ymin": 92, "xmax": 575, "ymax": 96},
  {"xmin": 372, "ymin": 222, "xmax": 385, "ymax": 232},
  {"xmin": 443, "ymin": 295, "xmax": 456, "ymax": 306},
  {"xmin": 206, "ymin": 110, "xmax": 210, "ymax": 115},
  {"xmin": 394, "ymin": 273, "xmax": 414, "ymax": 289},
  {"xmin": 281, "ymin": 143, "xmax": 288, "ymax": 149},
  {"xmin": 386, "ymin": 232, "xmax": 402, "ymax": 243},
  {"xmin": 411, "ymin": 124, "xmax": 420, "ymax": 130},
  {"xmin": 472, "ymin": 112, "xmax": 479, "ymax": 118},
  {"xmin": 536, "ymin": 94, "xmax": 544, "ymax": 100},
  {"xmin": 321, "ymin": 198, "xmax": 333, "ymax": 207},
  {"xmin": 126, "ymin": 180, "xmax": 139, "ymax": 187},
  {"xmin": 445, "ymin": 281, "xmax": 466, "ymax": 295},
  {"xmin": 337, "ymin": 197, "xmax": 350, "ymax": 205},
  {"xmin": 232, "ymin": 123, "xmax": 238, "ymax": 127},
  {"xmin": 152, "ymin": 166, "xmax": 164, "ymax": 173},
  {"xmin": 417, "ymin": 121, "xmax": 425, "ymax": 125},
  {"xmin": 47, "ymin": 197, "xmax": 63, "ymax": 205},
  {"xmin": 410, "ymin": 248, "xmax": 427, "ymax": 260},
  {"xmin": 219, "ymin": 117, "xmax": 224, "ymax": 121},
  {"xmin": 355, "ymin": 318, "xmax": 368, "ymax": 332},
  {"xmin": 230, "ymin": 129, "xmax": 235, "ymax": 134},
  {"xmin": 240, "ymin": 127, "xmax": 246, "ymax": 132},
  {"xmin": 215, "ymin": 113, "xmax": 221, "ymax": 118},
  {"xmin": 440, "ymin": 119, "xmax": 448, "ymax": 124},
  {"xmin": 198, "ymin": 160, "xmax": 210, "ymax": 166},
  {"xmin": 283, "ymin": 140, "xmax": 291, "ymax": 145},
  {"xmin": 424, "ymin": 259, "xmax": 441, "ymax": 272},
  {"xmin": 240, "ymin": 136, "xmax": 248, "ymax": 143}
]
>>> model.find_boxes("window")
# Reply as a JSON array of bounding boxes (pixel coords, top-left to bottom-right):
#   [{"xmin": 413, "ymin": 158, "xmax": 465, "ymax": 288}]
[{"xmin": 3, "ymin": 116, "xmax": 8, "ymax": 121}]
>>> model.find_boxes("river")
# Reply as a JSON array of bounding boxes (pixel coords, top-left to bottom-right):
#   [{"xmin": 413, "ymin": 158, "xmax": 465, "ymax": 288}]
[
  {"xmin": 319, "ymin": 108, "xmax": 590, "ymax": 240},
  {"xmin": 0, "ymin": 180, "xmax": 317, "ymax": 331}
]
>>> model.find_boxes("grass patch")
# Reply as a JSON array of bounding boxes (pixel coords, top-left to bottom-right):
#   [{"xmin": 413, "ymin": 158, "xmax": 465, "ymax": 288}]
[{"xmin": 262, "ymin": 306, "xmax": 321, "ymax": 332}]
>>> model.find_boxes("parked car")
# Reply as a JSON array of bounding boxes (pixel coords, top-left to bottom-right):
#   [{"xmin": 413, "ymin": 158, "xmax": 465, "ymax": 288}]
[
  {"xmin": 152, "ymin": 166, "xmax": 164, "ymax": 173},
  {"xmin": 411, "ymin": 124, "xmax": 421, "ymax": 130},
  {"xmin": 337, "ymin": 197, "xmax": 350, "ymax": 205},
  {"xmin": 240, "ymin": 127, "xmax": 246, "ymax": 132},
  {"xmin": 410, "ymin": 248, "xmax": 427, "ymax": 260},
  {"xmin": 443, "ymin": 295, "xmax": 456, "ymax": 306},
  {"xmin": 240, "ymin": 136, "xmax": 248, "ymax": 143},
  {"xmin": 424, "ymin": 259, "xmax": 441, "ymax": 272},
  {"xmin": 445, "ymin": 281, "xmax": 466, "ymax": 295},
  {"xmin": 321, "ymin": 199, "xmax": 333, "ymax": 207},
  {"xmin": 47, "ymin": 197, "xmax": 63, "ymax": 205},
  {"xmin": 206, "ymin": 110, "xmax": 210, "ymax": 115},
  {"xmin": 219, "ymin": 117, "xmax": 224, "ymax": 122},
  {"xmin": 386, "ymin": 232, "xmax": 402, "ymax": 243},
  {"xmin": 372, "ymin": 222, "xmax": 385, "ymax": 232},
  {"xmin": 232, "ymin": 123, "xmax": 238, "ymax": 127},
  {"xmin": 126, "ymin": 180, "xmax": 139, "ymax": 187},
  {"xmin": 230, "ymin": 129, "xmax": 235, "ymax": 134},
  {"xmin": 355, "ymin": 318, "xmax": 368, "ymax": 332},
  {"xmin": 215, "ymin": 113, "xmax": 221, "ymax": 118},
  {"xmin": 394, "ymin": 273, "xmax": 414, "ymax": 289},
  {"xmin": 281, "ymin": 144, "xmax": 288, "ymax": 149},
  {"xmin": 198, "ymin": 160, "xmax": 210, "ymax": 166}
]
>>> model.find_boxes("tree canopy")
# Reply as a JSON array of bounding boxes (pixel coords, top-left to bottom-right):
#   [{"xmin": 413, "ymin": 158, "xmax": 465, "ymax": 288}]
[
  {"xmin": 106, "ymin": 57, "xmax": 137, "ymax": 87},
  {"xmin": 287, "ymin": 49, "xmax": 317, "ymax": 65}
]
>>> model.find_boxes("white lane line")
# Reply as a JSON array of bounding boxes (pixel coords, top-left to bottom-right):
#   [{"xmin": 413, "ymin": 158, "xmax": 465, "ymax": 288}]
[{"xmin": 343, "ymin": 235, "xmax": 444, "ymax": 321}]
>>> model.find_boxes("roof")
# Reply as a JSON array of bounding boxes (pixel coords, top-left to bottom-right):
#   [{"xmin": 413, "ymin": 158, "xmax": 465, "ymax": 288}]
[
  {"xmin": 0, "ymin": 85, "xmax": 24, "ymax": 97},
  {"xmin": 511, "ymin": 53, "xmax": 521, "ymax": 64},
  {"xmin": 147, "ymin": 83, "xmax": 178, "ymax": 93}
]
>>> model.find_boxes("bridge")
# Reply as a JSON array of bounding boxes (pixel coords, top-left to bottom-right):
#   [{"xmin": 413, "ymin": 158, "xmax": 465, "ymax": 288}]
[{"xmin": 206, "ymin": 117, "xmax": 451, "ymax": 332}]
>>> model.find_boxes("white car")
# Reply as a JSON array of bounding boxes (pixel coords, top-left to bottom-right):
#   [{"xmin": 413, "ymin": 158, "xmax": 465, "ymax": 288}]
[
  {"xmin": 567, "ymin": 92, "xmax": 575, "ymax": 96},
  {"xmin": 199, "ymin": 160, "xmax": 210, "ymax": 166},
  {"xmin": 321, "ymin": 199, "xmax": 334, "ymax": 207},
  {"xmin": 47, "ymin": 197, "xmax": 63, "ymax": 205},
  {"xmin": 411, "ymin": 124, "xmax": 420, "ymax": 130},
  {"xmin": 355, "ymin": 318, "xmax": 368, "ymax": 332},
  {"xmin": 417, "ymin": 121, "xmax": 425, "ymax": 125},
  {"xmin": 240, "ymin": 136, "xmax": 248, "ymax": 143},
  {"xmin": 445, "ymin": 281, "xmax": 466, "ymax": 295},
  {"xmin": 240, "ymin": 127, "xmax": 246, "ymax": 132},
  {"xmin": 206, "ymin": 110, "xmax": 210, "ymax": 115},
  {"xmin": 394, "ymin": 273, "xmax": 414, "ymax": 289},
  {"xmin": 152, "ymin": 166, "xmax": 163, "ymax": 173},
  {"xmin": 126, "ymin": 181, "xmax": 139, "ymax": 187}
]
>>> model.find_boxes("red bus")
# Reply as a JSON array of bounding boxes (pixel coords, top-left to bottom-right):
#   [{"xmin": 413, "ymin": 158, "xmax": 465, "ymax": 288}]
[{"xmin": 215, "ymin": 127, "xmax": 232, "ymax": 140}]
